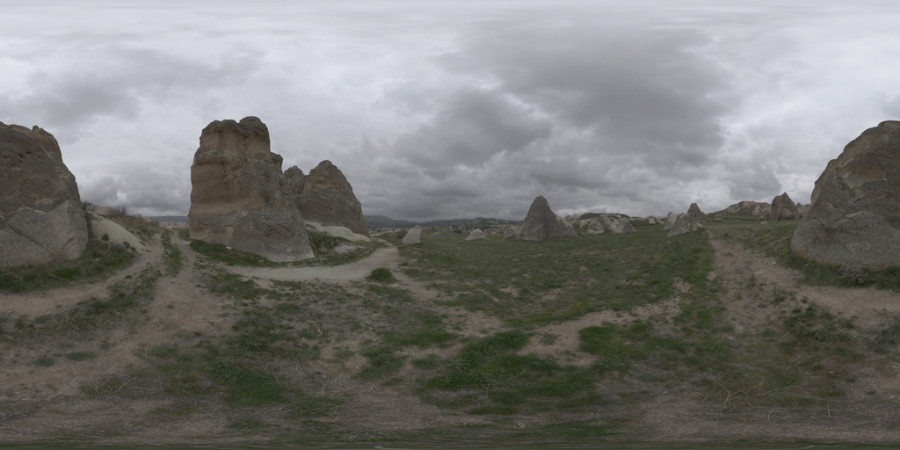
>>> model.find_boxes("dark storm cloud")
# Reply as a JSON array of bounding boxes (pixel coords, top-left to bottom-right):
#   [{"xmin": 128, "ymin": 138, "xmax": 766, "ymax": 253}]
[
  {"xmin": 439, "ymin": 18, "xmax": 731, "ymax": 166},
  {"xmin": 368, "ymin": 12, "xmax": 734, "ymax": 219},
  {"xmin": 392, "ymin": 87, "xmax": 553, "ymax": 176}
]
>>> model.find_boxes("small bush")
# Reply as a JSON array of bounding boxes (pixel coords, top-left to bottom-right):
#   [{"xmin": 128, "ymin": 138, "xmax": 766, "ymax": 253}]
[{"xmin": 367, "ymin": 267, "xmax": 396, "ymax": 283}]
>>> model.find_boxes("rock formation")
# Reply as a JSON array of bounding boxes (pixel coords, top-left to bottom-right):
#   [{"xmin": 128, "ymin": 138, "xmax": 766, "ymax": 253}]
[
  {"xmin": 661, "ymin": 212, "xmax": 679, "ymax": 230},
  {"xmin": 0, "ymin": 123, "xmax": 88, "ymax": 267},
  {"xmin": 711, "ymin": 201, "xmax": 770, "ymax": 217},
  {"xmin": 188, "ymin": 117, "xmax": 313, "ymax": 261},
  {"xmin": 598, "ymin": 214, "xmax": 636, "ymax": 234},
  {"xmin": 284, "ymin": 160, "xmax": 368, "ymax": 237},
  {"xmin": 791, "ymin": 120, "xmax": 900, "ymax": 269},
  {"xmin": 568, "ymin": 213, "xmax": 635, "ymax": 235},
  {"xmin": 667, "ymin": 213, "xmax": 703, "ymax": 237},
  {"xmin": 402, "ymin": 226, "xmax": 422, "ymax": 245},
  {"xmin": 516, "ymin": 196, "xmax": 576, "ymax": 241},
  {"xmin": 768, "ymin": 192, "xmax": 800, "ymax": 221},
  {"xmin": 465, "ymin": 229, "xmax": 488, "ymax": 241},
  {"xmin": 687, "ymin": 203, "xmax": 704, "ymax": 219}
]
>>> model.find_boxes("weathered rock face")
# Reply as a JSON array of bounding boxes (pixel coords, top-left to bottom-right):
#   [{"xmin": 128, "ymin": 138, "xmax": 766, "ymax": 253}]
[
  {"xmin": 768, "ymin": 192, "xmax": 800, "ymax": 221},
  {"xmin": 402, "ymin": 226, "xmax": 422, "ymax": 245},
  {"xmin": 516, "ymin": 196, "xmax": 576, "ymax": 241},
  {"xmin": 791, "ymin": 121, "xmax": 900, "ymax": 269},
  {"xmin": 0, "ymin": 123, "xmax": 88, "ymax": 267},
  {"xmin": 687, "ymin": 203, "xmax": 704, "ymax": 219},
  {"xmin": 667, "ymin": 213, "xmax": 703, "ymax": 237},
  {"xmin": 712, "ymin": 201, "xmax": 771, "ymax": 217},
  {"xmin": 284, "ymin": 160, "xmax": 368, "ymax": 237},
  {"xmin": 188, "ymin": 117, "xmax": 313, "ymax": 261}
]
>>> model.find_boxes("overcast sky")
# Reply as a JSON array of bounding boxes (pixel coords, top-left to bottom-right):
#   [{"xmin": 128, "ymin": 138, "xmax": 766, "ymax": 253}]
[{"xmin": 2, "ymin": 0, "xmax": 899, "ymax": 221}]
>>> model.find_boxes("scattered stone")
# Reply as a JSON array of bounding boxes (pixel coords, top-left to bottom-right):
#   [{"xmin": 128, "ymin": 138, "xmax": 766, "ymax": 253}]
[
  {"xmin": 647, "ymin": 216, "xmax": 660, "ymax": 225},
  {"xmin": 0, "ymin": 122, "xmax": 88, "ymax": 267},
  {"xmin": 402, "ymin": 226, "xmax": 423, "ymax": 245},
  {"xmin": 667, "ymin": 213, "xmax": 703, "ymax": 237},
  {"xmin": 284, "ymin": 160, "xmax": 369, "ymax": 237},
  {"xmin": 791, "ymin": 120, "xmax": 900, "ymax": 269},
  {"xmin": 465, "ymin": 229, "xmax": 488, "ymax": 241},
  {"xmin": 188, "ymin": 116, "xmax": 313, "ymax": 261},
  {"xmin": 687, "ymin": 203, "xmax": 704, "ymax": 219},
  {"xmin": 515, "ymin": 196, "xmax": 576, "ymax": 241}
]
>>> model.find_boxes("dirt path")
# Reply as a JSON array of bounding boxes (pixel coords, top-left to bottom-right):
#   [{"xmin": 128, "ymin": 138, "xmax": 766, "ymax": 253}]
[
  {"xmin": 227, "ymin": 246, "xmax": 401, "ymax": 282},
  {"xmin": 0, "ymin": 242, "xmax": 161, "ymax": 319},
  {"xmin": 710, "ymin": 237, "xmax": 900, "ymax": 330}
]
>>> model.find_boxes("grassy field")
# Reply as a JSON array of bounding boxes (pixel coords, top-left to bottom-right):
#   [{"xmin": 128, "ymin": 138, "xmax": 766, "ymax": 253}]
[{"xmin": 1, "ymin": 216, "xmax": 899, "ymax": 445}]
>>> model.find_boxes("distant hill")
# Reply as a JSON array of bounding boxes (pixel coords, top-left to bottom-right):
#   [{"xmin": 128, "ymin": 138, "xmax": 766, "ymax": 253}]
[
  {"xmin": 365, "ymin": 215, "xmax": 518, "ymax": 229},
  {"xmin": 364, "ymin": 215, "xmax": 416, "ymax": 228},
  {"xmin": 152, "ymin": 215, "xmax": 188, "ymax": 223}
]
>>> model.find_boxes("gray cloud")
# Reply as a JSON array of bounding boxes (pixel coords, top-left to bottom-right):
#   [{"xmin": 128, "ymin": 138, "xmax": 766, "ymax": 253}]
[{"xmin": 4, "ymin": 1, "xmax": 899, "ymax": 221}]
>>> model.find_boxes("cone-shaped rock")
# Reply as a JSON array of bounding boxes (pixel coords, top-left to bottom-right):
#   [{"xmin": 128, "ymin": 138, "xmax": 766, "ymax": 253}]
[
  {"xmin": 188, "ymin": 117, "xmax": 313, "ymax": 261},
  {"xmin": 0, "ymin": 122, "xmax": 88, "ymax": 267},
  {"xmin": 284, "ymin": 160, "xmax": 368, "ymax": 237},
  {"xmin": 792, "ymin": 120, "xmax": 900, "ymax": 269},
  {"xmin": 687, "ymin": 203, "xmax": 704, "ymax": 219},
  {"xmin": 515, "ymin": 196, "xmax": 576, "ymax": 241},
  {"xmin": 768, "ymin": 192, "xmax": 800, "ymax": 221}
]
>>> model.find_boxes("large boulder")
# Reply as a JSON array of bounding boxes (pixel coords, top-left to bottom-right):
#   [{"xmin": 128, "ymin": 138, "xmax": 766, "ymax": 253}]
[
  {"xmin": 661, "ymin": 212, "xmax": 679, "ymax": 230},
  {"xmin": 791, "ymin": 121, "xmax": 900, "ymax": 269},
  {"xmin": 402, "ymin": 226, "xmax": 422, "ymax": 245},
  {"xmin": 284, "ymin": 160, "xmax": 369, "ymax": 237},
  {"xmin": 188, "ymin": 117, "xmax": 313, "ymax": 261},
  {"xmin": 515, "ymin": 196, "xmax": 576, "ymax": 241},
  {"xmin": 0, "ymin": 123, "xmax": 88, "ymax": 267},
  {"xmin": 667, "ymin": 213, "xmax": 703, "ymax": 237},
  {"xmin": 768, "ymin": 192, "xmax": 800, "ymax": 221},
  {"xmin": 465, "ymin": 229, "xmax": 488, "ymax": 241},
  {"xmin": 687, "ymin": 203, "xmax": 704, "ymax": 219}
]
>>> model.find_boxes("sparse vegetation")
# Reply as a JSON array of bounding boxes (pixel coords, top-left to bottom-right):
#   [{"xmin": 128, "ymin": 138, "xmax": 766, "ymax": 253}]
[
  {"xmin": 4, "ymin": 217, "xmax": 900, "ymax": 446},
  {"xmin": 0, "ymin": 239, "xmax": 135, "ymax": 292},
  {"xmin": 400, "ymin": 227, "xmax": 714, "ymax": 327},
  {"xmin": 366, "ymin": 267, "xmax": 396, "ymax": 283}
]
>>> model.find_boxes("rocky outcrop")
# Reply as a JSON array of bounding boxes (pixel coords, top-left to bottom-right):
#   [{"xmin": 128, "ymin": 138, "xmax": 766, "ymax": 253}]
[
  {"xmin": 712, "ymin": 201, "xmax": 770, "ymax": 217},
  {"xmin": 465, "ymin": 229, "xmax": 488, "ymax": 241},
  {"xmin": 598, "ymin": 214, "xmax": 635, "ymax": 234},
  {"xmin": 0, "ymin": 123, "xmax": 88, "ymax": 267},
  {"xmin": 402, "ymin": 226, "xmax": 422, "ymax": 245},
  {"xmin": 188, "ymin": 117, "xmax": 313, "ymax": 261},
  {"xmin": 516, "ymin": 196, "xmax": 576, "ymax": 241},
  {"xmin": 667, "ymin": 213, "xmax": 703, "ymax": 237},
  {"xmin": 768, "ymin": 192, "xmax": 800, "ymax": 221},
  {"xmin": 568, "ymin": 213, "xmax": 635, "ymax": 235},
  {"xmin": 284, "ymin": 160, "xmax": 368, "ymax": 237},
  {"xmin": 791, "ymin": 121, "xmax": 900, "ymax": 269},
  {"xmin": 687, "ymin": 203, "xmax": 704, "ymax": 219}
]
